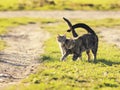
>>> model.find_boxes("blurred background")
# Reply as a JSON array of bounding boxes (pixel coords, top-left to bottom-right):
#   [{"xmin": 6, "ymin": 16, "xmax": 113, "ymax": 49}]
[{"xmin": 0, "ymin": 0, "xmax": 120, "ymax": 11}]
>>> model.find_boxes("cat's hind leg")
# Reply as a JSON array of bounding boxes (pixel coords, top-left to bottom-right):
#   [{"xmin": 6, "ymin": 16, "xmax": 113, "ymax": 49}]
[
  {"xmin": 86, "ymin": 50, "xmax": 91, "ymax": 62},
  {"xmin": 72, "ymin": 54, "xmax": 79, "ymax": 61}
]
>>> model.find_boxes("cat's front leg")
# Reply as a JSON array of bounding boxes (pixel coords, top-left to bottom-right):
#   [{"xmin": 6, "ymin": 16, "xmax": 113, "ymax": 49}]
[{"xmin": 60, "ymin": 52, "xmax": 69, "ymax": 61}]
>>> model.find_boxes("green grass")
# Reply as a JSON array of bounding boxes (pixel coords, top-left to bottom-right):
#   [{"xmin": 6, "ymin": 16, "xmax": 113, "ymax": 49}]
[
  {"xmin": 0, "ymin": 0, "xmax": 120, "ymax": 11},
  {"xmin": 1, "ymin": 17, "xmax": 120, "ymax": 90},
  {"xmin": 0, "ymin": 17, "xmax": 38, "ymax": 34}
]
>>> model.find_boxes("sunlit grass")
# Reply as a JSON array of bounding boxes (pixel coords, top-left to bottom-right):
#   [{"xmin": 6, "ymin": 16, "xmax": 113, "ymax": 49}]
[{"xmin": 0, "ymin": 0, "xmax": 120, "ymax": 10}]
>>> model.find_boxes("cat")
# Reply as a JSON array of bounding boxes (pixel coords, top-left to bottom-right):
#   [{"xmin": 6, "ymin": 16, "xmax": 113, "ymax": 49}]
[
  {"xmin": 57, "ymin": 34, "xmax": 83, "ymax": 61},
  {"xmin": 63, "ymin": 17, "xmax": 98, "ymax": 62}
]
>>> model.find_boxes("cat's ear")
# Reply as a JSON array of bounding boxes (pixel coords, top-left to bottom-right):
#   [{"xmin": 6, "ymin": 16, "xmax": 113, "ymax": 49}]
[
  {"xmin": 63, "ymin": 34, "xmax": 66, "ymax": 37},
  {"xmin": 63, "ymin": 32, "xmax": 66, "ymax": 36},
  {"xmin": 57, "ymin": 34, "xmax": 60, "ymax": 36}
]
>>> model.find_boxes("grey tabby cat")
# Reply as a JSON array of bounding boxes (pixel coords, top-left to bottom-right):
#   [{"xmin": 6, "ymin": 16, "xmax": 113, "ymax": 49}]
[
  {"xmin": 57, "ymin": 17, "xmax": 98, "ymax": 62},
  {"xmin": 57, "ymin": 34, "xmax": 82, "ymax": 61}
]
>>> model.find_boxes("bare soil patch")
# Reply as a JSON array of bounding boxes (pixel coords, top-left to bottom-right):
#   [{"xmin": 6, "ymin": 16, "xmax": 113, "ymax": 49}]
[
  {"xmin": 0, "ymin": 11, "xmax": 120, "ymax": 19},
  {"xmin": 97, "ymin": 27, "xmax": 120, "ymax": 47},
  {"xmin": 0, "ymin": 23, "xmax": 50, "ymax": 87}
]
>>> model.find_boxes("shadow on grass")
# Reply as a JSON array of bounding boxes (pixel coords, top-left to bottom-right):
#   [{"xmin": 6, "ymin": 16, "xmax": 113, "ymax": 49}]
[
  {"xmin": 42, "ymin": 55, "xmax": 52, "ymax": 61},
  {"xmin": 40, "ymin": 55, "xmax": 59, "ymax": 62},
  {"xmin": 40, "ymin": 54, "xmax": 120, "ymax": 66},
  {"xmin": 97, "ymin": 82, "xmax": 119, "ymax": 88},
  {"xmin": 96, "ymin": 59, "xmax": 120, "ymax": 66}
]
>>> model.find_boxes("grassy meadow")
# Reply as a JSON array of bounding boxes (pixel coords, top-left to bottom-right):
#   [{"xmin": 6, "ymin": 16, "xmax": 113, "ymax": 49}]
[
  {"xmin": 0, "ymin": 18, "xmax": 120, "ymax": 90},
  {"xmin": 0, "ymin": 0, "xmax": 120, "ymax": 11}
]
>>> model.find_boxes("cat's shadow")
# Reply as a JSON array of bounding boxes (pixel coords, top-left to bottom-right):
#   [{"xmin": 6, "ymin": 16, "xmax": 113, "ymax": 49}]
[
  {"xmin": 95, "ymin": 59, "xmax": 120, "ymax": 66},
  {"xmin": 40, "ymin": 54, "xmax": 120, "ymax": 66}
]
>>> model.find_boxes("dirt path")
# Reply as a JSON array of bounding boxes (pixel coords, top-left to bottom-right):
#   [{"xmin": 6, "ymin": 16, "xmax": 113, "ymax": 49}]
[
  {"xmin": 0, "ymin": 23, "xmax": 50, "ymax": 87},
  {"xmin": 0, "ymin": 11, "xmax": 120, "ymax": 19},
  {"xmin": 97, "ymin": 27, "xmax": 120, "ymax": 47}
]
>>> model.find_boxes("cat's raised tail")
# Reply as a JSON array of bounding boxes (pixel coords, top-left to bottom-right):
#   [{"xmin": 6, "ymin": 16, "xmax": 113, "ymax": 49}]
[
  {"xmin": 63, "ymin": 17, "xmax": 78, "ymax": 37},
  {"xmin": 71, "ymin": 23, "xmax": 96, "ymax": 35},
  {"xmin": 63, "ymin": 17, "xmax": 96, "ymax": 36}
]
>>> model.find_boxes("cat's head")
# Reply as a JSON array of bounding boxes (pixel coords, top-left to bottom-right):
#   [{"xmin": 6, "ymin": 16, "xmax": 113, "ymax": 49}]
[{"xmin": 57, "ymin": 34, "xmax": 66, "ymax": 43}]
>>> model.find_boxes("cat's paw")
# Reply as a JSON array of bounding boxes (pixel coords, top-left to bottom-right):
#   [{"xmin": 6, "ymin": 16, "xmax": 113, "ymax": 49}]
[
  {"xmin": 60, "ymin": 57, "xmax": 65, "ymax": 61},
  {"xmin": 72, "ymin": 55, "xmax": 78, "ymax": 61}
]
